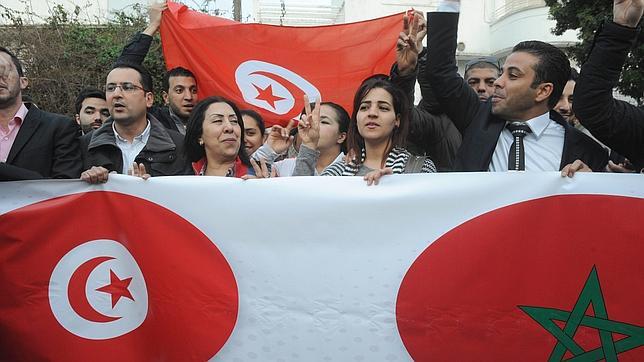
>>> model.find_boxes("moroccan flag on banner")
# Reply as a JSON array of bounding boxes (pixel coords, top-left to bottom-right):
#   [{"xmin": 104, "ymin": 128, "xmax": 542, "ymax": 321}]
[
  {"xmin": 1, "ymin": 175, "xmax": 644, "ymax": 360},
  {"xmin": 160, "ymin": 2, "xmax": 401, "ymax": 126}
]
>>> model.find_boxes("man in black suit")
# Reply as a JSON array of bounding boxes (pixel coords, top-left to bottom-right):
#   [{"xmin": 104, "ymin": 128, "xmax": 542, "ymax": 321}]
[
  {"xmin": 426, "ymin": 1, "xmax": 608, "ymax": 173},
  {"xmin": 573, "ymin": 0, "xmax": 643, "ymax": 172},
  {"xmin": 0, "ymin": 47, "xmax": 82, "ymax": 181}
]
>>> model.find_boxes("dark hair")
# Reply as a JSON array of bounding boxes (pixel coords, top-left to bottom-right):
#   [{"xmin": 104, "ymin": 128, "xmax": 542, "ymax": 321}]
[
  {"xmin": 569, "ymin": 68, "xmax": 579, "ymax": 82},
  {"xmin": 240, "ymin": 109, "xmax": 265, "ymax": 136},
  {"xmin": 111, "ymin": 62, "xmax": 154, "ymax": 93},
  {"xmin": 0, "ymin": 47, "xmax": 24, "ymax": 77},
  {"xmin": 74, "ymin": 87, "xmax": 105, "ymax": 114},
  {"xmin": 347, "ymin": 77, "xmax": 410, "ymax": 166},
  {"xmin": 512, "ymin": 41, "xmax": 571, "ymax": 109},
  {"xmin": 184, "ymin": 96, "xmax": 251, "ymax": 167},
  {"xmin": 162, "ymin": 67, "xmax": 197, "ymax": 92},
  {"xmin": 321, "ymin": 102, "xmax": 350, "ymax": 153},
  {"xmin": 361, "ymin": 73, "xmax": 389, "ymax": 83}
]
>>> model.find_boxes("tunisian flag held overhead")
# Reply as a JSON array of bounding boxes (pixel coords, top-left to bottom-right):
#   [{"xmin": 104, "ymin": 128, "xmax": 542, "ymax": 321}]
[{"xmin": 160, "ymin": 2, "xmax": 401, "ymax": 126}]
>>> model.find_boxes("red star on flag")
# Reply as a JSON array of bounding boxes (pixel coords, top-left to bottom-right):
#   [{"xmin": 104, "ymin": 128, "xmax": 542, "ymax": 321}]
[
  {"xmin": 253, "ymin": 84, "xmax": 285, "ymax": 109},
  {"xmin": 96, "ymin": 270, "xmax": 135, "ymax": 308}
]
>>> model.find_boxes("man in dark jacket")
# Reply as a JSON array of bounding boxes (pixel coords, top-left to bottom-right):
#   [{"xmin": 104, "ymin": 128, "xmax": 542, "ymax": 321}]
[
  {"xmin": 463, "ymin": 56, "xmax": 501, "ymax": 102},
  {"xmin": 573, "ymin": 0, "xmax": 643, "ymax": 172},
  {"xmin": 390, "ymin": 10, "xmax": 462, "ymax": 171},
  {"xmin": 117, "ymin": 1, "xmax": 197, "ymax": 135},
  {"xmin": 80, "ymin": 62, "xmax": 191, "ymax": 183},
  {"xmin": 425, "ymin": 1, "xmax": 608, "ymax": 172},
  {"xmin": 0, "ymin": 47, "xmax": 82, "ymax": 181},
  {"xmin": 74, "ymin": 87, "xmax": 110, "ymax": 134}
]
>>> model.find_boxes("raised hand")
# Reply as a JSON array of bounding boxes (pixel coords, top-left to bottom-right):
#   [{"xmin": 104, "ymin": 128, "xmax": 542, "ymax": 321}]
[
  {"xmin": 614, "ymin": 0, "xmax": 644, "ymax": 27},
  {"xmin": 396, "ymin": 10, "xmax": 424, "ymax": 76},
  {"xmin": 144, "ymin": 1, "xmax": 169, "ymax": 36},
  {"xmin": 298, "ymin": 94, "xmax": 321, "ymax": 150},
  {"xmin": 413, "ymin": 11, "xmax": 427, "ymax": 53},
  {"xmin": 265, "ymin": 119, "xmax": 296, "ymax": 154}
]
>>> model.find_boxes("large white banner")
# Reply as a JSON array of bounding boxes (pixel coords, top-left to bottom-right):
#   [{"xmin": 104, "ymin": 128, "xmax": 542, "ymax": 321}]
[{"xmin": 1, "ymin": 173, "xmax": 643, "ymax": 361}]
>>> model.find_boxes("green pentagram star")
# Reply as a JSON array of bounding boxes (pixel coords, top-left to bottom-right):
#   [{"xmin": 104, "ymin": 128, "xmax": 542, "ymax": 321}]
[{"xmin": 519, "ymin": 266, "xmax": 644, "ymax": 361}]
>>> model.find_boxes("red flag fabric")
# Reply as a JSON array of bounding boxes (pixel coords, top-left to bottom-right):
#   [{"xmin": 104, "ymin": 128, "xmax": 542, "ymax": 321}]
[
  {"xmin": 160, "ymin": 2, "xmax": 401, "ymax": 126},
  {"xmin": 0, "ymin": 192, "xmax": 238, "ymax": 361}
]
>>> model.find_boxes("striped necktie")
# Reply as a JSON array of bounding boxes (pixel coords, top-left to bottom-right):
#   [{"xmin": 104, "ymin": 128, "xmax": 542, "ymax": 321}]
[{"xmin": 506, "ymin": 122, "xmax": 532, "ymax": 171}]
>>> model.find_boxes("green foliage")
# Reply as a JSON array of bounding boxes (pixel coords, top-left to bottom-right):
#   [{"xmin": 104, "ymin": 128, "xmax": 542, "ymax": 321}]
[
  {"xmin": 0, "ymin": 3, "xmax": 166, "ymax": 116},
  {"xmin": 545, "ymin": 0, "xmax": 643, "ymax": 104}
]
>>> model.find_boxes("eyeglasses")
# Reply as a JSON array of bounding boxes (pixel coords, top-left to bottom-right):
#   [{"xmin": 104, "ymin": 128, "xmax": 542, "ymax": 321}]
[{"xmin": 104, "ymin": 82, "xmax": 146, "ymax": 93}]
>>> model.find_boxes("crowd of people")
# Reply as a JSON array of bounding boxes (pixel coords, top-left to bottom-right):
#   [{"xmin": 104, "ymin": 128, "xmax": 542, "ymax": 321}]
[{"xmin": 0, "ymin": 0, "xmax": 642, "ymax": 184}]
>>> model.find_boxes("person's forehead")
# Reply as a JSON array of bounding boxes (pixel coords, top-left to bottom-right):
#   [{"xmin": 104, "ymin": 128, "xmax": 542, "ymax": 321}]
[
  {"xmin": 169, "ymin": 75, "xmax": 196, "ymax": 87},
  {"xmin": 503, "ymin": 51, "xmax": 538, "ymax": 71},
  {"xmin": 0, "ymin": 51, "xmax": 12, "ymax": 63},
  {"xmin": 363, "ymin": 87, "xmax": 393, "ymax": 102},
  {"xmin": 106, "ymin": 67, "xmax": 141, "ymax": 83},
  {"xmin": 206, "ymin": 102, "xmax": 235, "ymax": 115},
  {"xmin": 320, "ymin": 104, "xmax": 339, "ymax": 120},
  {"xmin": 242, "ymin": 114, "xmax": 260, "ymax": 129},
  {"xmin": 466, "ymin": 67, "xmax": 498, "ymax": 80},
  {"xmin": 82, "ymin": 97, "xmax": 108, "ymax": 108},
  {"xmin": 0, "ymin": 52, "xmax": 18, "ymax": 73}
]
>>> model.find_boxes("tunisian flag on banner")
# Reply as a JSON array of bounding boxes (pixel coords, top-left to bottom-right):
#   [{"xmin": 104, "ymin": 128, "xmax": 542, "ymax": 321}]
[{"xmin": 160, "ymin": 2, "xmax": 401, "ymax": 126}]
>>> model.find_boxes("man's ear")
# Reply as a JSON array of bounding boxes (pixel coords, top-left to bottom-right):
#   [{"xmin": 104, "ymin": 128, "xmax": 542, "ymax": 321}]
[
  {"xmin": 145, "ymin": 92, "xmax": 154, "ymax": 108},
  {"xmin": 162, "ymin": 91, "xmax": 169, "ymax": 105},
  {"xmin": 75, "ymin": 114, "xmax": 80, "ymax": 125},
  {"xmin": 19, "ymin": 76, "xmax": 28, "ymax": 91},
  {"xmin": 535, "ymin": 82, "xmax": 554, "ymax": 104}
]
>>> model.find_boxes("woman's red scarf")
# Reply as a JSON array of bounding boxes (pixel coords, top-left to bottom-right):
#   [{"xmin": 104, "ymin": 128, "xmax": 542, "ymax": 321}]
[{"xmin": 192, "ymin": 157, "xmax": 249, "ymax": 178}]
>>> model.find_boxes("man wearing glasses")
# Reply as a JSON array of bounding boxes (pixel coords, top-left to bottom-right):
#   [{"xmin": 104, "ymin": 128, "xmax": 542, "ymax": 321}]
[{"xmin": 80, "ymin": 63, "xmax": 191, "ymax": 183}]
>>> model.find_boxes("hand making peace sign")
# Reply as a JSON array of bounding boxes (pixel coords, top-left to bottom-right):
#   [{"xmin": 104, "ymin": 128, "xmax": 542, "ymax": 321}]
[
  {"xmin": 396, "ymin": 10, "xmax": 427, "ymax": 76},
  {"xmin": 298, "ymin": 94, "xmax": 322, "ymax": 150}
]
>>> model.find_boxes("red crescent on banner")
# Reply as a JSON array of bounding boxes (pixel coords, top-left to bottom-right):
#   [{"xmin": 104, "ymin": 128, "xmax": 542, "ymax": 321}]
[{"xmin": 67, "ymin": 256, "xmax": 119, "ymax": 323}]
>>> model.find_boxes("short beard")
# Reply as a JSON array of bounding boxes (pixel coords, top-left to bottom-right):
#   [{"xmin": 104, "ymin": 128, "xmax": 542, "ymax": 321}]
[
  {"xmin": 169, "ymin": 102, "xmax": 189, "ymax": 122},
  {"xmin": 80, "ymin": 123, "xmax": 95, "ymax": 134},
  {"xmin": 492, "ymin": 97, "xmax": 535, "ymax": 121},
  {"xmin": 0, "ymin": 90, "xmax": 21, "ymax": 110},
  {"xmin": 112, "ymin": 114, "xmax": 138, "ymax": 127}
]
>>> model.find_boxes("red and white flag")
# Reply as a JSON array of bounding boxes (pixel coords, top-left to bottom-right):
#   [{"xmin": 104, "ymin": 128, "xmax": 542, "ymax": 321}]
[
  {"xmin": 1, "ymin": 174, "xmax": 643, "ymax": 360},
  {"xmin": 160, "ymin": 2, "xmax": 401, "ymax": 126},
  {"xmin": 0, "ymin": 191, "xmax": 237, "ymax": 361}
]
